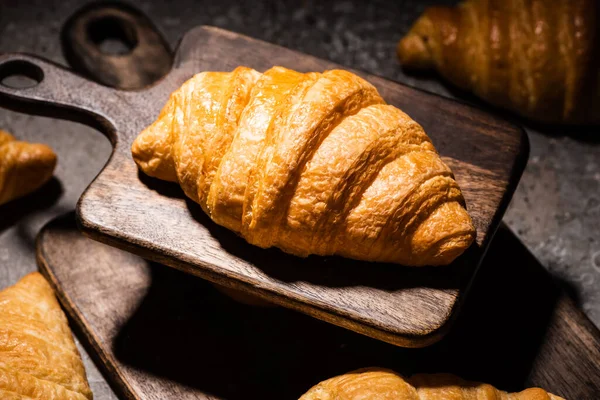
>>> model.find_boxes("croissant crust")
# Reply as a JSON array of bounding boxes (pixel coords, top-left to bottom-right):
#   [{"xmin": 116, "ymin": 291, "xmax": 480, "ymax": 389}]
[
  {"xmin": 0, "ymin": 273, "xmax": 92, "ymax": 400},
  {"xmin": 0, "ymin": 129, "xmax": 57, "ymax": 206},
  {"xmin": 299, "ymin": 369, "xmax": 565, "ymax": 400},
  {"xmin": 397, "ymin": 0, "xmax": 600, "ymax": 125},
  {"xmin": 132, "ymin": 66, "xmax": 475, "ymax": 266}
]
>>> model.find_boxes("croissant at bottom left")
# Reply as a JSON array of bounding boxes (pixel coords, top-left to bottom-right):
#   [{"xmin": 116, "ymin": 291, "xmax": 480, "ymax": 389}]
[
  {"xmin": 132, "ymin": 66, "xmax": 475, "ymax": 266},
  {"xmin": 299, "ymin": 369, "xmax": 565, "ymax": 400},
  {"xmin": 0, "ymin": 272, "xmax": 92, "ymax": 400}
]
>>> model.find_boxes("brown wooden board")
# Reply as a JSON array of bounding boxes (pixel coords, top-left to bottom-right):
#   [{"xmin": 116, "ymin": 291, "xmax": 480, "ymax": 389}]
[
  {"xmin": 61, "ymin": 2, "xmax": 172, "ymax": 89},
  {"xmin": 36, "ymin": 213, "xmax": 600, "ymax": 400},
  {"xmin": 0, "ymin": 26, "xmax": 528, "ymax": 347}
]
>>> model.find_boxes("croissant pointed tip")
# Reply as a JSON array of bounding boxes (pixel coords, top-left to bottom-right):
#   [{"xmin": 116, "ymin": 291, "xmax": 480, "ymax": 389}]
[
  {"xmin": 0, "ymin": 137, "xmax": 57, "ymax": 206},
  {"xmin": 427, "ymin": 231, "xmax": 475, "ymax": 266},
  {"xmin": 131, "ymin": 122, "xmax": 178, "ymax": 182},
  {"xmin": 408, "ymin": 201, "xmax": 476, "ymax": 266},
  {"xmin": 397, "ymin": 32, "xmax": 435, "ymax": 70},
  {"xmin": 22, "ymin": 143, "xmax": 57, "ymax": 189},
  {"xmin": 25, "ymin": 142, "xmax": 57, "ymax": 166},
  {"xmin": 0, "ymin": 129, "xmax": 15, "ymax": 146}
]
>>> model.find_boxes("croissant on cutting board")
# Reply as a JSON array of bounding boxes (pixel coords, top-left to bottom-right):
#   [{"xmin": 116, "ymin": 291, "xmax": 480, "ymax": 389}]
[
  {"xmin": 0, "ymin": 129, "xmax": 57, "ymax": 205},
  {"xmin": 299, "ymin": 369, "xmax": 565, "ymax": 400},
  {"xmin": 397, "ymin": 0, "xmax": 600, "ymax": 125},
  {"xmin": 132, "ymin": 66, "xmax": 475, "ymax": 266},
  {"xmin": 0, "ymin": 272, "xmax": 92, "ymax": 400}
]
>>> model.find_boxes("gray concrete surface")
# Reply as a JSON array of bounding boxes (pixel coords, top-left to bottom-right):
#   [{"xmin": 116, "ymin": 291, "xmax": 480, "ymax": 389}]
[{"xmin": 1, "ymin": 1, "xmax": 598, "ymax": 399}]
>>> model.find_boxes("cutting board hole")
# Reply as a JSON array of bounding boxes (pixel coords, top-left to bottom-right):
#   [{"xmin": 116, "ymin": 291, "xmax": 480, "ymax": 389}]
[
  {"xmin": 0, "ymin": 60, "xmax": 44, "ymax": 89},
  {"xmin": 87, "ymin": 16, "xmax": 138, "ymax": 55}
]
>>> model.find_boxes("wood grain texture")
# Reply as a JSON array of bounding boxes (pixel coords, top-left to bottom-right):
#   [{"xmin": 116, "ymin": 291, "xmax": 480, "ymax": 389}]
[
  {"xmin": 0, "ymin": 26, "xmax": 528, "ymax": 347},
  {"xmin": 36, "ymin": 213, "xmax": 600, "ymax": 400}
]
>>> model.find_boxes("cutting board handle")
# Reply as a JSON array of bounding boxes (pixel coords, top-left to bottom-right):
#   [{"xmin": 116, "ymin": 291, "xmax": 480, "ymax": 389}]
[
  {"xmin": 61, "ymin": 2, "xmax": 172, "ymax": 90},
  {"xmin": 0, "ymin": 53, "xmax": 123, "ymax": 140}
]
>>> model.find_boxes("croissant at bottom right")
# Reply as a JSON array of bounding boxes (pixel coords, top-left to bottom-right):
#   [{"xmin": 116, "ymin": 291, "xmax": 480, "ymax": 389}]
[{"xmin": 299, "ymin": 368, "xmax": 564, "ymax": 400}]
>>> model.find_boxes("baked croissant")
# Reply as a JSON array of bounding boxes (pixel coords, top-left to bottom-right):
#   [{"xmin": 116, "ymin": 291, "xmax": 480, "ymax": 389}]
[
  {"xmin": 299, "ymin": 369, "xmax": 565, "ymax": 400},
  {"xmin": 397, "ymin": 0, "xmax": 600, "ymax": 125},
  {"xmin": 0, "ymin": 129, "xmax": 57, "ymax": 205},
  {"xmin": 0, "ymin": 272, "xmax": 92, "ymax": 400},
  {"xmin": 132, "ymin": 66, "xmax": 475, "ymax": 266}
]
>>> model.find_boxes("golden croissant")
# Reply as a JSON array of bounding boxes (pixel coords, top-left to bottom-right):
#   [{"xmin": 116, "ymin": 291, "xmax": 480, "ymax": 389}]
[
  {"xmin": 299, "ymin": 369, "xmax": 565, "ymax": 400},
  {"xmin": 0, "ymin": 129, "xmax": 57, "ymax": 205},
  {"xmin": 132, "ymin": 66, "xmax": 475, "ymax": 266},
  {"xmin": 0, "ymin": 272, "xmax": 92, "ymax": 400},
  {"xmin": 397, "ymin": 0, "xmax": 600, "ymax": 125}
]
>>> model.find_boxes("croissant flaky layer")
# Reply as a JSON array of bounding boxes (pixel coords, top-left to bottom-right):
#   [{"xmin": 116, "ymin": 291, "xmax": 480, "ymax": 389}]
[
  {"xmin": 0, "ymin": 273, "xmax": 92, "ymax": 400},
  {"xmin": 0, "ymin": 129, "xmax": 57, "ymax": 205},
  {"xmin": 397, "ymin": 0, "xmax": 600, "ymax": 125},
  {"xmin": 132, "ymin": 66, "xmax": 475, "ymax": 266},
  {"xmin": 299, "ymin": 369, "xmax": 565, "ymax": 400}
]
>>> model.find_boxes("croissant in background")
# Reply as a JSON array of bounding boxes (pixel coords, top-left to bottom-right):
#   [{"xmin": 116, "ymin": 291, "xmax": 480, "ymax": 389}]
[
  {"xmin": 0, "ymin": 129, "xmax": 57, "ymax": 205},
  {"xmin": 299, "ymin": 369, "xmax": 564, "ymax": 400},
  {"xmin": 132, "ymin": 66, "xmax": 475, "ymax": 266},
  {"xmin": 397, "ymin": 0, "xmax": 600, "ymax": 125},
  {"xmin": 0, "ymin": 272, "xmax": 92, "ymax": 400}
]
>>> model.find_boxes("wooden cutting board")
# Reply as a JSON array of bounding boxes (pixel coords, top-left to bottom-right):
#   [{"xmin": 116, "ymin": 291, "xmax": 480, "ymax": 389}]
[
  {"xmin": 0, "ymin": 25, "xmax": 527, "ymax": 347},
  {"xmin": 36, "ymin": 213, "xmax": 600, "ymax": 400}
]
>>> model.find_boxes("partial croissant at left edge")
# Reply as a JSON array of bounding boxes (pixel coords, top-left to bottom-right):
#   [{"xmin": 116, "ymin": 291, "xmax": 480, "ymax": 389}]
[
  {"xmin": 0, "ymin": 272, "xmax": 92, "ymax": 400},
  {"xmin": 0, "ymin": 129, "xmax": 57, "ymax": 206},
  {"xmin": 132, "ymin": 66, "xmax": 475, "ymax": 266}
]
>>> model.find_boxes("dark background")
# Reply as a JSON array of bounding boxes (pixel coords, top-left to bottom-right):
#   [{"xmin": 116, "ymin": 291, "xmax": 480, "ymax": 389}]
[{"xmin": 1, "ymin": 1, "xmax": 599, "ymax": 398}]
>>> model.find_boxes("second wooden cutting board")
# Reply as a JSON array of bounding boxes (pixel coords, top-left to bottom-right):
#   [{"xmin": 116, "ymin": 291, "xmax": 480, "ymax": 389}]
[
  {"xmin": 0, "ymin": 25, "xmax": 527, "ymax": 347},
  {"xmin": 37, "ymin": 214, "xmax": 600, "ymax": 400}
]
